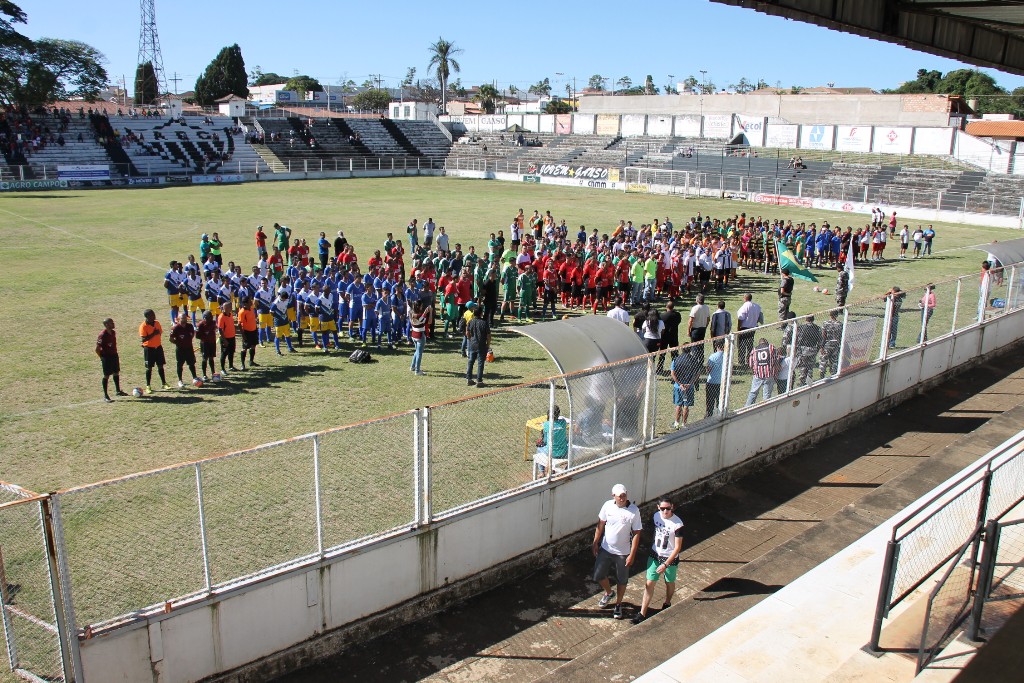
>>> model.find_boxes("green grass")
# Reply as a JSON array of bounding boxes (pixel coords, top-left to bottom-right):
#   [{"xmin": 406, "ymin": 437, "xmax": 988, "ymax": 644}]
[
  {"xmin": 0, "ymin": 176, "xmax": 1016, "ymax": 631},
  {"xmin": 0, "ymin": 176, "xmax": 1012, "ymax": 493}
]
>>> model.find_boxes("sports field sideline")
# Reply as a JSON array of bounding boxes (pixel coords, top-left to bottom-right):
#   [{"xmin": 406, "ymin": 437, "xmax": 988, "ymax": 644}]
[{"xmin": 0, "ymin": 176, "xmax": 1013, "ymax": 493}]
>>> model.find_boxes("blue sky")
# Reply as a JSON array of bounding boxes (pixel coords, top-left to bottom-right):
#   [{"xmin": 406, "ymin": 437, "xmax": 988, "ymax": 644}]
[{"xmin": 23, "ymin": 0, "xmax": 1024, "ymax": 95}]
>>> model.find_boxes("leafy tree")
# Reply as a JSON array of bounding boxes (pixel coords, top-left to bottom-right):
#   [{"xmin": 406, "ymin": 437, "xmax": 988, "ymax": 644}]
[
  {"xmin": 338, "ymin": 79, "xmax": 357, "ymax": 93},
  {"xmin": 508, "ymin": 84, "xmax": 518, "ymax": 97},
  {"xmin": 756, "ymin": 78, "xmax": 770, "ymax": 90},
  {"xmin": 449, "ymin": 78, "xmax": 467, "ymax": 99},
  {"xmin": 616, "ymin": 76, "xmax": 632, "ymax": 93},
  {"xmin": 889, "ymin": 68, "xmax": 943, "ymax": 94},
  {"xmin": 528, "ymin": 78, "xmax": 551, "ymax": 96},
  {"xmin": 134, "ymin": 61, "xmax": 157, "ymax": 105},
  {"xmin": 699, "ymin": 80, "xmax": 716, "ymax": 95},
  {"xmin": 249, "ymin": 66, "xmax": 285, "ymax": 86},
  {"xmin": 682, "ymin": 76, "xmax": 699, "ymax": 93},
  {"xmin": 790, "ymin": 85, "xmax": 803, "ymax": 94},
  {"xmin": 285, "ymin": 75, "xmax": 322, "ymax": 100},
  {"xmin": 402, "ymin": 67, "xmax": 416, "ymax": 87},
  {"xmin": 544, "ymin": 99, "xmax": 572, "ymax": 114},
  {"xmin": 427, "ymin": 37, "xmax": 463, "ymax": 113},
  {"xmin": 193, "ymin": 44, "xmax": 248, "ymax": 106},
  {"xmin": 731, "ymin": 77, "xmax": 756, "ymax": 94},
  {"xmin": 474, "ymin": 83, "xmax": 500, "ymax": 114},
  {"xmin": 0, "ymin": 3, "xmax": 107, "ymax": 106},
  {"xmin": 351, "ymin": 88, "xmax": 389, "ymax": 112},
  {"xmin": 644, "ymin": 75, "xmax": 658, "ymax": 95},
  {"xmin": 588, "ymin": 74, "xmax": 605, "ymax": 91}
]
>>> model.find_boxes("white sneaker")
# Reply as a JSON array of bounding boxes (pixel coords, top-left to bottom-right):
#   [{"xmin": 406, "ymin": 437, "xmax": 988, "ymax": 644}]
[
  {"xmin": 672, "ymin": 421, "xmax": 680, "ymax": 429},
  {"xmin": 177, "ymin": 380, "xmax": 185, "ymax": 389}
]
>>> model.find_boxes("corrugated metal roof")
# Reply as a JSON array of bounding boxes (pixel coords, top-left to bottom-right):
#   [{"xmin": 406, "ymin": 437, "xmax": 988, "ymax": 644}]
[{"xmin": 713, "ymin": 1, "xmax": 1024, "ymax": 76}]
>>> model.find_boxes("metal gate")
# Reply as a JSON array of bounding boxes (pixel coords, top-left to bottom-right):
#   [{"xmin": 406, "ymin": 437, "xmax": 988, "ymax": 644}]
[{"xmin": 0, "ymin": 497, "xmax": 73, "ymax": 682}]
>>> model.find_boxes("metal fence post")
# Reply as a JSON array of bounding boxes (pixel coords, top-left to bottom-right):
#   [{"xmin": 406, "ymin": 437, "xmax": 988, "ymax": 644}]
[
  {"xmin": 967, "ymin": 519, "xmax": 1000, "ymax": 641},
  {"xmin": 422, "ymin": 407, "xmax": 432, "ymax": 523},
  {"xmin": 641, "ymin": 357, "xmax": 654, "ymax": 445},
  {"xmin": 919, "ymin": 286, "xmax": 930, "ymax": 345},
  {"xmin": 719, "ymin": 334, "xmax": 734, "ymax": 418},
  {"xmin": 879, "ymin": 297, "xmax": 894, "ymax": 361},
  {"xmin": 869, "ymin": 539, "xmax": 901, "ymax": 652},
  {"xmin": 195, "ymin": 463, "xmax": 212, "ymax": 592},
  {"xmin": 312, "ymin": 436, "xmax": 324, "ymax": 556},
  {"xmin": 951, "ymin": 278, "xmax": 962, "ymax": 333},
  {"xmin": 785, "ymin": 333, "xmax": 797, "ymax": 394},
  {"xmin": 413, "ymin": 410, "xmax": 422, "ymax": 525},
  {"xmin": 836, "ymin": 307, "xmax": 851, "ymax": 376},
  {"xmin": 545, "ymin": 381, "xmax": 556, "ymax": 483},
  {"xmin": 47, "ymin": 496, "xmax": 83, "ymax": 682},
  {"xmin": 39, "ymin": 497, "xmax": 73, "ymax": 681}
]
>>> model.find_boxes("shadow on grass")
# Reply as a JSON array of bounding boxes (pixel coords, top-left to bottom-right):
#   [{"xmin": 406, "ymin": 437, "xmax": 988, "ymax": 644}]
[{"xmin": 161, "ymin": 363, "xmax": 334, "ymax": 397}]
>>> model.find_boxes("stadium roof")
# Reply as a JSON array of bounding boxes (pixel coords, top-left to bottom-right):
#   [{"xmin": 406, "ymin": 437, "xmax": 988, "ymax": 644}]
[
  {"xmin": 973, "ymin": 237, "xmax": 1024, "ymax": 266},
  {"xmin": 712, "ymin": 0, "xmax": 1024, "ymax": 76}
]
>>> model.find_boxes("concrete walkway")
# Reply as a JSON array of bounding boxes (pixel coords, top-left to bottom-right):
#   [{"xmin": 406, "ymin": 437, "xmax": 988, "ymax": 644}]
[{"xmin": 273, "ymin": 354, "xmax": 1024, "ymax": 683}]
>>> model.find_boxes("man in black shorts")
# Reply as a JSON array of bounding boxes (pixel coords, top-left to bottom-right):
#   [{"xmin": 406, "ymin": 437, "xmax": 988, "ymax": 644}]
[
  {"xmin": 195, "ymin": 311, "xmax": 218, "ymax": 380},
  {"xmin": 139, "ymin": 309, "xmax": 169, "ymax": 393},
  {"xmin": 170, "ymin": 315, "xmax": 200, "ymax": 388},
  {"xmin": 96, "ymin": 318, "xmax": 128, "ymax": 402}
]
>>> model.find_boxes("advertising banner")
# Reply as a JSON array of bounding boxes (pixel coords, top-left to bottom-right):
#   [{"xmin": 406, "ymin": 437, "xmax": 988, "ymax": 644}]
[
  {"xmin": 192, "ymin": 174, "xmax": 244, "ymax": 184},
  {"xmin": 275, "ymin": 90, "xmax": 298, "ymax": 102},
  {"xmin": 57, "ymin": 165, "xmax": 110, "ymax": 180},
  {"xmin": 621, "ymin": 114, "xmax": 646, "ymax": 137},
  {"xmin": 839, "ymin": 318, "xmax": 878, "ymax": 373},
  {"xmin": 766, "ymin": 124, "xmax": 799, "ymax": 149},
  {"xmin": 647, "ymin": 115, "xmax": 672, "ymax": 137},
  {"xmin": 1, "ymin": 179, "xmax": 68, "ymax": 191},
  {"xmin": 533, "ymin": 163, "xmax": 613, "ymax": 180},
  {"xmin": 573, "ymin": 114, "xmax": 595, "ymax": 135},
  {"xmin": 704, "ymin": 114, "xmax": 732, "ymax": 139},
  {"xmin": 596, "ymin": 114, "xmax": 620, "ymax": 136},
  {"xmin": 555, "ymin": 114, "xmax": 572, "ymax": 135},
  {"xmin": 752, "ymin": 193, "xmax": 813, "ymax": 208},
  {"xmin": 799, "ymin": 124, "xmax": 835, "ymax": 151},
  {"xmin": 310, "ymin": 92, "xmax": 339, "ymax": 102},
  {"xmin": 674, "ymin": 115, "xmax": 701, "ymax": 137},
  {"xmin": 872, "ymin": 127, "xmax": 913, "ymax": 155},
  {"xmin": 835, "ymin": 125, "xmax": 871, "ymax": 152},
  {"xmin": 912, "ymin": 127, "xmax": 954, "ymax": 156},
  {"xmin": 735, "ymin": 115, "xmax": 765, "ymax": 147}
]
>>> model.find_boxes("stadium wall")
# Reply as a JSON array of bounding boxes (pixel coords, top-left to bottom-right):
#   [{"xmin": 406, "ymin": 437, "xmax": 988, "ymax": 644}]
[
  {"xmin": 576, "ymin": 93, "xmax": 956, "ymax": 127},
  {"xmin": 77, "ymin": 306, "xmax": 1024, "ymax": 683}
]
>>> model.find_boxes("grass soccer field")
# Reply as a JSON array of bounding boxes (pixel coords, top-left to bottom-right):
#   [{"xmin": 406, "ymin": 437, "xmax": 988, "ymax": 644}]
[{"xmin": 0, "ymin": 176, "xmax": 1015, "ymax": 493}]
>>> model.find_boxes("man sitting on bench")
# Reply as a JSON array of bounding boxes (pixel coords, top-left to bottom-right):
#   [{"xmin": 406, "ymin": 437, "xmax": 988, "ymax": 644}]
[{"xmin": 534, "ymin": 405, "xmax": 569, "ymax": 477}]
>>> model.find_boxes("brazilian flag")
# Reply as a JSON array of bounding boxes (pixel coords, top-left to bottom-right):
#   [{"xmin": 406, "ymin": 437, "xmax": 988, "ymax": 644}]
[{"xmin": 775, "ymin": 240, "xmax": 818, "ymax": 283}]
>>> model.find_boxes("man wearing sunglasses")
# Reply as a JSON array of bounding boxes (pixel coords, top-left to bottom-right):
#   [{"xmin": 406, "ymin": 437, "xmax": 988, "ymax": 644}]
[{"xmin": 632, "ymin": 498, "xmax": 684, "ymax": 624}]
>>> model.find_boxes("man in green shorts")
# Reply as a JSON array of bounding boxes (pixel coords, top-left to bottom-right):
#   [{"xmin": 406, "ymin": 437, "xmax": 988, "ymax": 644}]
[{"xmin": 632, "ymin": 498, "xmax": 684, "ymax": 624}]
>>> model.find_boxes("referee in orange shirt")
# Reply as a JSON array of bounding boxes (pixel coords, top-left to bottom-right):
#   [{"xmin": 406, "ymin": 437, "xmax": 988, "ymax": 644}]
[
  {"xmin": 139, "ymin": 309, "xmax": 170, "ymax": 393},
  {"xmin": 217, "ymin": 302, "xmax": 239, "ymax": 375},
  {"xmin": 237, "ymin": 298, "xmax": 260, "ymax": 370}
]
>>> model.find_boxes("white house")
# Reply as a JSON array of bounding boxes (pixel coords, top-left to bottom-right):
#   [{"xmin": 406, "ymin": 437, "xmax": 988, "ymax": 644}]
[
  {"xmin": 389, "ymin": 101, "xmax": 439, "ymax": 120},
  {"xmin": 216, "ymin": 95, "xmax": 246, "ymax": 117}
]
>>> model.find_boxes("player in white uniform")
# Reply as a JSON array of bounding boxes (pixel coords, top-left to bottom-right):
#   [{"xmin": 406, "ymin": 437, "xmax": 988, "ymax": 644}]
[{"xmin": 632, "ymin": 498, "xmax": 684, "ymax": 624}]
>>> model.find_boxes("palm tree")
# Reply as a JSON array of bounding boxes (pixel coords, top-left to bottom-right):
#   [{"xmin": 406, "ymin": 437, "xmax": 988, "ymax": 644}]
[
  {"xmin": 474, "ymin": 83, "xmax": 500, "ymax": 114},
  {"xmin": 427, "ymin": 37, "xmax": 463, "ymax": 114}
]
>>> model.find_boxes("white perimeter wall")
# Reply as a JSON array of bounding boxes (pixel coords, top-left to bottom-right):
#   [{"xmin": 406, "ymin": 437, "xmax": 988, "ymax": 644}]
[{"xmin": 79, "ymin": 308, "xmax": 1024, "ymax": 683}]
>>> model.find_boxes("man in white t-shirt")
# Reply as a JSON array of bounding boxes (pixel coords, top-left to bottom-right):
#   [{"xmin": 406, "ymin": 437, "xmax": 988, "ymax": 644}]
[
  {"xmin": 593, "ymin": 484, "xmax": 642, "ymax": 620},
  {"xmin": 632, "ymin": 498, "xmax": 684, "ymax": 624},
  {"xmin": 607, "ymin": 301, "xmax": 630, "ymax": 325}
]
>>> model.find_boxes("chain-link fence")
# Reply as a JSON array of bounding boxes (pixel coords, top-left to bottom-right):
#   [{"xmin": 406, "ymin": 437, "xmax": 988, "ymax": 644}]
[
  {"xmin": 917, "ymin": 535, "xmax": 978, "ymax": 673},
  {"xmin": 0, "ymin": 498, "xmax": 66, "ymax": 682}
]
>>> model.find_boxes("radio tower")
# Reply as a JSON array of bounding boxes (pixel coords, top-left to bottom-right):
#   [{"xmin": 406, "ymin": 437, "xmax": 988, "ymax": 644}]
[{"xmin": 136, "ymin": 0, "xmax": 167, "ymax": 104}]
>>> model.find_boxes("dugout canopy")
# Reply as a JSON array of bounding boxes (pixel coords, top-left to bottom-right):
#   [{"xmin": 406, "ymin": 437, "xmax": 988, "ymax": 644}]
[
  {"xmin": 511, "ymin": 315, "xmax": 647, "ymax": 375},
  {"xmin": 972, "ymin": 237, "xmax": 1024, "ymax": 267}
]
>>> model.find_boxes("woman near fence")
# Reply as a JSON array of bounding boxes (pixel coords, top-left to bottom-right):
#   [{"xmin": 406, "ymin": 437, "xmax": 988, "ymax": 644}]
[{"xmin": 409, "ymin": 301, "xmax": 427, "ymax": 375}]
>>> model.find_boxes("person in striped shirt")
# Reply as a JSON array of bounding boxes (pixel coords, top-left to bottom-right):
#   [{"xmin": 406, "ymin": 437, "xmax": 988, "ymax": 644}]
[{"xmin": 744, "ymin": 338, "xmax": 779, "ymax": 407}]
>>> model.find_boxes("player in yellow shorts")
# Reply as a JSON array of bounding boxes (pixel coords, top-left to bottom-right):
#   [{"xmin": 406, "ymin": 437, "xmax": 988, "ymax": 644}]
[
  {"xmin": 306, "ymin": 283, "xmax": 323, "ymax": 346},
  {"xmin": 205, "ymin": 273, "xmax": 223, "ymax": 317},
  {"xmin": 164, "ymin": 261, "xmax": 186, "ymax": 323},
  {"xmin": 253, "ymin": 278, "xmax": 275, "ymax": 347},
  {"xmin": 271, "ymin": 291, "xmax": 296, "ymax": 354},
  {"xmin": 183, "ymin": 271, "xmax": 205, "ymax": 324}
]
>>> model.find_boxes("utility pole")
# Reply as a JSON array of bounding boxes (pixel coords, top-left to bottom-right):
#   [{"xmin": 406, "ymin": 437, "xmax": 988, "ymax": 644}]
[{"xmin": 169, "ymin": 72, "xmax": 182, "ymax": 96}]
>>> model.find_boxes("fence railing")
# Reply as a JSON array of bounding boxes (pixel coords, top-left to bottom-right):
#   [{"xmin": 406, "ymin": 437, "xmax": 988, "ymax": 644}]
[
  {"xmin": 3, "ymin": 262, "xmax": 1023, "ymax": 683},
  {"xmin": 869, "ymin": 426, "xmax": 1024, "ymax": 659}
]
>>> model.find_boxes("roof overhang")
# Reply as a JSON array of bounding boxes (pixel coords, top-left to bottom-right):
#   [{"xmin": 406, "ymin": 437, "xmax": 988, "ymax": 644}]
[{"xmin": 712, "ymin": 1, "xmax": 1024, "ymax": 76}]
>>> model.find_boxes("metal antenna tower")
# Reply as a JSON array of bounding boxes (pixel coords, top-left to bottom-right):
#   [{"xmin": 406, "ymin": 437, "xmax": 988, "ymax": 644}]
[{"xmin": 136, "ymin": 0, "xmax": 167, "ymax": 104}]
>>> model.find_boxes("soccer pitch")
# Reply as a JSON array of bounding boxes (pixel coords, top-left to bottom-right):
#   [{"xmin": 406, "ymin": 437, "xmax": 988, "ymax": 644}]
[{"xmin": 0, "ymin": 176, "xmax": 1013, "ymax": 493}]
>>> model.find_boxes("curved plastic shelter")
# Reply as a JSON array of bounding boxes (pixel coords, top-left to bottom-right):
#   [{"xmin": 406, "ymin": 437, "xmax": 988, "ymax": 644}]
[
  {"xmin": 511, "ymin": 315, "xmax": 647, "ymax": 375},
  {"xmin": 972, "ymin": 238, "xmax": 1024, "ymax": 268},
  {"xmin": 512, "ymin": 316, "xmax": 650, "ymax": 467}
]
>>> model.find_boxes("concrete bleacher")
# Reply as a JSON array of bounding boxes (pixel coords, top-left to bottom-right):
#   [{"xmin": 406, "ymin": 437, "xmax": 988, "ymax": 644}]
[
  {"xmin": 108, "ymin": 115, "xmax": 268, "ymax": 175},
  {"xmin": 344, "ymin": 118, "xmax": 409, "ymax": 156},
  {"xmin": 391, "ymin": 120, "xmax": 452, "ymax": 158},
  {"xmin": 944, "ymin": 172, "xmax": 1024, "ymax": 214},
  {"xmin": 25, "ymin": 117, "xmax": 113, "ymax": 177}
]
